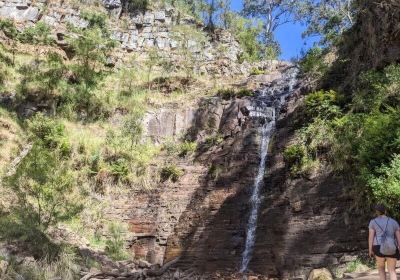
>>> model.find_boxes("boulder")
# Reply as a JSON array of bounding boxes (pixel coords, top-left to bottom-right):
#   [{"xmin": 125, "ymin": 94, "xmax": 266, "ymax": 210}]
[
  {"xmin": 102, "ymin": 0, "xmax": 121, "ymax": 9},
  {"xmin": 0, "ymin": 260, "xmax": 8, "ymax": 276},
  {"xmin": 308, "ymin": 268, "xmax": 333, "ymax": 280}
]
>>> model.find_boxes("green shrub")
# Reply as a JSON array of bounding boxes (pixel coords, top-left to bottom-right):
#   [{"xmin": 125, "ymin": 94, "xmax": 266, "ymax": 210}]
[
  {"xmin": 127, "ymin": 0, "xmax": 149, "ymax": 11},
  {"xmin": 0, "ymin": 212, "xmax": 60, "ymax": 259},
  {"xmin": 5, "ymin": 142, "xmax": 82, "ymax": 230},
  {"xmin": 305, "ymin": 90, "xmax": 341, "ymax": 120},
  {"xmin": 0, "ymin": 19, "xmax": 18, "ymax": 39},
  {"xmin": 366, "ymin": 155, "xmax": 400, "ymax": 213},
  {"xmin": 209, "ymin": 164, "xmax": 223, "ymax": 180},
  {"xmin": 228, "ymin": 15, "xmax": 263, "ymax": 62},
  {"xmin": 179, "ymin": 141, "xmax": 197, "ymax": 157},
  {"xmin": 283, "ymin": 144, "xmax": 306, "ymax": 168},
  {"xmin": 105, "ymin": 223, "xmax": 129, "ymax": 261},
  {"xmin": 18, "ymin": 22, "xmax": 55, "ymax": 45},
  {"xmin": 160, "ymin": 165, "xmax": 183, "ymax": 182},
  {"xmin": 81, "ymin": 10, "xmax": 107, "ymax": 29},
  {"xmin": 2, "ymin": 247, "xmax": 79, "ymax": 279},
  {"xmin": 109, "ymin": 158, "xmax": 130, "ymax": 180},
  {"xmin": 345, "ymin": 258, "xmax": 372, "ymax": 274},
  {"xmin": 204, "ymin": 134, "xmax": 224, "ymax": 149},
  {"xmin": 299, "ymin": 46, "xmax": 328, "ymax": 80},
  {"xmin": 217, "ymin": 88, "xmax": 254, "ymax": 100},
  {"xmin": 250, "ymin": 67, "xmax": 265, "ymax": 75},
  {"xmin": 17, "ymin": 51, "xmax": 66, "ymax": 99},
  {"xmin": 236, "ymin": 88, "xmax": 254, "ymax": 98},
  {"xmin": 27, "ymin": 113, "xmax": 71, "ymax": 154},
  {"xmin": 217, "ymin": 88, "xmax": 236, "ymax": 100},
  {"xmin": 121, "ymin": 112, "xmax": 143, "ymax": 149}
]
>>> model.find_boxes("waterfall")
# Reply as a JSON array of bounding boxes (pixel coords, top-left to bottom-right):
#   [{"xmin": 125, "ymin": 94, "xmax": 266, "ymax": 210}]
[
  {"xmin": 240, "ymin": 119, "xmax": 275, "ymax": 272},
  {"xmin": 240, "ymin": 65, "xmax": 298, "ymax": 273}
]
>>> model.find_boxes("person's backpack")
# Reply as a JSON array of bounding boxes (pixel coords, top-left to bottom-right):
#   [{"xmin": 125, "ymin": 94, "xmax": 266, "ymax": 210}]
[{"xmin": 375, "ymin": 218, "xmax": 397, "ymax": 255}]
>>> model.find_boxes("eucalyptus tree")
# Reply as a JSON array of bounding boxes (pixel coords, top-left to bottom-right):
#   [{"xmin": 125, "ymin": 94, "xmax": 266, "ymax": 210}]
[
  {"xmin": 242, "ymin": 0, "xmax": 298, "ymax": 56},
  {"xmin": 294, "ymin": 0, "xmax": 355, "ymax": 45}
]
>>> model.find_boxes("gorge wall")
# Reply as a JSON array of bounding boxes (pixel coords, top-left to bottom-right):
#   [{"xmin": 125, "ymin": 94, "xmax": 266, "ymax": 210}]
[
  {"xmin": 101, "ymin": 63, "xmax": 367, "ymax": 279},
  {"xmin": 329, "ymin": 0, "xmax": 400, "ymax": 89}
]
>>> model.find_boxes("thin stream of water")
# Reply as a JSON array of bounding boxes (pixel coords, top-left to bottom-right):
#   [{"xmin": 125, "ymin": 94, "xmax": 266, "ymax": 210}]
[
  {"xmin": 240, "ymin": 66, "xmax": 298, "ymax": 273},
  {"xmin": 240, "ymin": 120, "xmax": 275, "ymax": 273}
]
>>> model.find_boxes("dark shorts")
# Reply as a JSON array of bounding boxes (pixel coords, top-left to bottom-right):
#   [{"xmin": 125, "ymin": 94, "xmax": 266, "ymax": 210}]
[{"xmin": 373, "ymin": 245, "xmax": 400, "ymax": 259}]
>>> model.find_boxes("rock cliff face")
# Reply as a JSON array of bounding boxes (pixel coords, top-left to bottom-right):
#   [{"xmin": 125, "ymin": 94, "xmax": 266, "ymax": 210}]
[
  {"xmin": 249, "ymin": 93, "xmax": 367, "ymax": 278},
  {"xmin": 102, "ymin": 64, "xmax": 367, "ymax": 279},
  {"xmin": 0, "ymin": 0, "xmax": 246, "ymax": 75},
  {"xmin": 330, "ymin": 0, "xmax": 400, "ymax": 89},
  {"xmin": 104, "ymin": 93, "xmax": 260, "ymax": 267}
]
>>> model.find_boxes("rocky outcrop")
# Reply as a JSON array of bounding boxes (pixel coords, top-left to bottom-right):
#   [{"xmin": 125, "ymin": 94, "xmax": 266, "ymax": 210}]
[
  {"xmin": 0, "ymin": 0, "xmax": 245, "ymax": 75},
  {"xmin": 329, "ymin": 0, "xmax": 400, "ymax": 89}
]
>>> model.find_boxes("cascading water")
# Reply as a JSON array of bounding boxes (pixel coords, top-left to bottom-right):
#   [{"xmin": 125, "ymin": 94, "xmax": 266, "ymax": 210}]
[{"xmin": 240, "ymin": 65, "xmax": 298, "ymax": 273}]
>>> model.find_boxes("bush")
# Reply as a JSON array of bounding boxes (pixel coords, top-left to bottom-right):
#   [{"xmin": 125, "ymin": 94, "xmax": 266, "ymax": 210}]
[
  {"xmin": 228, "ymin": 15, "xmax": 263, "ymax": 62},
  {"xmin": 217, "ymin": 88, "xmax": 236, "ymax": 100},
  {"xmin": 128, "ymin": 0, "xmax": 149, "ymax": 11},
  {"xmin": 217, "ymin": 88, "xmax": 254, "ymax": 100},
  {"xmin": 160, "ymin": 165, "xmax": 183, "ymax": 182},
  {"xmin": 109, "ymin": 157, "xmax": 130, "ymax": 181},
  {"xmin": 366, "ymin": 155, "xmax": 400, "ymax": 213},
  {"xmin": 0, "ymin": 19, "xmax": 18, "ymax": 39},
  {"xmin": 209, "ymin": 164, "xmax": 223, "ymax": 180},
  {"xmin": 299, "ymin": 46, "xmax": 328, "ymax": 81},
  {"xmin": 179, "ymin": 141, "xmax": 197, "ymax": 157},
  {"xmin": 283, "ymin": 144, "xmax": 306, "ymax": 168},
  {"xmin": 81, "ymin": 10, "xmax": 107, "ymax": 30},
  {"xmin": 305, "ymin": 90, "xmax": 341, "ymax": 120},
  {"xmin": 2, "ymin": 247, "xmax": 79, "ymax": 279},
  {"xmin": 27, "ymin": 113, "xmax": 71, "ymax": 155},
  {"xmin": 236, "ymin": 88, "xmax": 254, "ymax": 98},
  {"xmin": 250, "ymin": 67, "xmax": 265, "ymax": 75},
  {"xmin": 105, "ymin": 223, "xmax": 129, "ymax": 261},
  {"xmin": 5, "ymin": 142, "xmax": 82, "ymax": 230},
  {"xmin": 204, "ymin": 134, "xmax": 224, "ymax": 149},
  {"xmin": 18, "ymin": 22, "xmax": 55, "ymax": 45}
]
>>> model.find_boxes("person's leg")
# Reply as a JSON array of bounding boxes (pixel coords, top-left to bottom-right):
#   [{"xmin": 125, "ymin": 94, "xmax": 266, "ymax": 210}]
[
  {"xmin": 387, "ymin": 258, "xmax": 397, "ymax": 280},
  {"xmin": 376, "ymin": 256, "xmax": 387, "ymax": 280}
]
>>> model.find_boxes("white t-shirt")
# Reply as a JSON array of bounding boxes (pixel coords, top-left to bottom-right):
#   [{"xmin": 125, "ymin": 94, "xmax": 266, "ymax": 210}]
[{"xmin": 369, "ymin": 216, "xmax": 400, "ymax": 245}]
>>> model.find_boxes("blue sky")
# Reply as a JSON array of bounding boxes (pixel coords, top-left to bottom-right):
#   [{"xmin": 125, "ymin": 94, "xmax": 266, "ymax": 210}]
[{"xmin": 230, "ymin": 0, "xmax": 319, "ymax": 60}]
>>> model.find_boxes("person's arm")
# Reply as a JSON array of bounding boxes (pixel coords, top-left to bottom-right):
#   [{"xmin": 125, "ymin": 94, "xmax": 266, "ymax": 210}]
[
  {"xmin": 396, "ymin": 230, "xmax": 400, "ymax": 249},
  {"xmin": 369, "ymin": 228, "xmax": 375, "ymax": 257}
]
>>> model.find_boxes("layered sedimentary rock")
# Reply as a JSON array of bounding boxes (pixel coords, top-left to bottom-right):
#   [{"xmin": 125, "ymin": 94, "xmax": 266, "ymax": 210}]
[
  {"xmin": 120, "ymin": 65, "xmax": 367, "ymax": 279},
  {"xmin": 0, "ymin": 0, "xmax": 245, "ymax": 75}
]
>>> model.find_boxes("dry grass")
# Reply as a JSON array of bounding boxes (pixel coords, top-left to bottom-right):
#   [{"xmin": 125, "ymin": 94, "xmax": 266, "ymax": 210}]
[{"xmin": 0, "ymin": 109, "xmax": 23, "ymax": 176}]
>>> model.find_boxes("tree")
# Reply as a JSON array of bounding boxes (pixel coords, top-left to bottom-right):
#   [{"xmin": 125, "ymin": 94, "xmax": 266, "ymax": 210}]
[
  {"xmin": 294, "ymin": 0, "xmax": 355, "ymax": 45},
  {"xmin": 218, "ymin": 0, "xmax": 232, "ymax": 29},
  {"xmin": 17, "ymin": 52, "xmax": 67, "ymax": 115},
  {"xmin": 6, "ymin": 114, "xmax": 82, "ymax": 230},
  {"xmin": 228, "ymin": 14, "xmax": 264, "ymax": 62},
  {"xmin": 122, "ymin": 111, "xmax": 143, "ymax": 149},
  {"xmin": 68, "ymin": 28, "xmax": 117, "ymax": 87},
  {"xmin": 144, "ymin": 47, "xmax": 162, "ymax": 89},
  {"xmin": 242, "ymin": 0, "xmax": 297, "ymax": 57},
  {"xmin": 66, "ymin": 23, "xmax": 117, "ymax": 119},
  {"xmin": 171, "ymin": 25, "xmax": 207, "ymax": 79}
]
